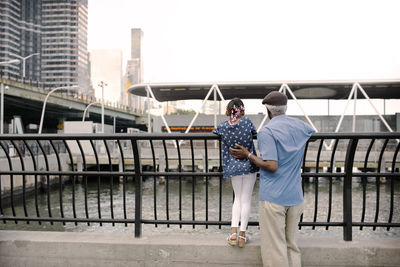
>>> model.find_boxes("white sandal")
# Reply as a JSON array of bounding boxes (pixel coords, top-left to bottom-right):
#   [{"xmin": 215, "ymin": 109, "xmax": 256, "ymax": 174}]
[
  {"xmin": 227, "ymin": 233, "xmax": 237, "ymax": 246},
  {"xmin": 238, "ymin": 235, "xmax": 248, "ymax": 248}
]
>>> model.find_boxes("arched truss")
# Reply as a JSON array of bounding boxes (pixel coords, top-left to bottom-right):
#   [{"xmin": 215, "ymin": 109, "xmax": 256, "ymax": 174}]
[{"xmin": 130, "ymin": 81, "xmax": 399, "ymax": 149}]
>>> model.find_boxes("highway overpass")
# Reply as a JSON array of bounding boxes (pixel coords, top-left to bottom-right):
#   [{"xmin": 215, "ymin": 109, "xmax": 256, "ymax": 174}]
[{"xmin": 0, "ymin": 76, "xmax": 144, "ymax": 133}]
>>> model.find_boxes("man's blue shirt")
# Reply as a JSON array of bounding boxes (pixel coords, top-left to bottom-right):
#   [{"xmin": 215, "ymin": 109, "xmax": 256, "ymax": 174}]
[{"xmin": 258, "ymin": 114, "xmax": 315, "ymax": 206}]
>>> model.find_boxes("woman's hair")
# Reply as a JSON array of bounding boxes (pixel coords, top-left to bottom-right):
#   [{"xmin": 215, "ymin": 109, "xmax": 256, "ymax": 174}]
[{"xmin": 226, "ymin": 98, "xmax": 245, "ymax": 124}]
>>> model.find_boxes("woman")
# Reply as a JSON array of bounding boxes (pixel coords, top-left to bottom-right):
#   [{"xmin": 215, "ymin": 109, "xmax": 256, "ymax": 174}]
[{"xmin": 212, "ymin": 98, "xmax": 259, "ymax": 248}]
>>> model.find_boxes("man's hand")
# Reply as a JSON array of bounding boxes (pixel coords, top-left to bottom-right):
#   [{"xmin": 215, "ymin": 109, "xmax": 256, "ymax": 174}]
[
  {"xmin": 230, "ymin": 143, "xmax": 278, "ymax": 172},
  {"xmin": 229, "ymin": 144, "xmax": 249, "ymax": 160}
]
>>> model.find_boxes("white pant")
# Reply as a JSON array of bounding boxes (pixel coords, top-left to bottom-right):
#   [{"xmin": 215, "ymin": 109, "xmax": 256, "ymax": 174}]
[{"xmin": 231, "ymin": 173, "xmax": 257, "ymax": 232}]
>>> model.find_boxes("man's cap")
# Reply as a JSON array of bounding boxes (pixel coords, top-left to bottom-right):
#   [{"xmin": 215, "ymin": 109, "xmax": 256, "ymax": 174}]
[{"xmin": 262, "ymin": 91, "xmax": 288, "ymax": 106}]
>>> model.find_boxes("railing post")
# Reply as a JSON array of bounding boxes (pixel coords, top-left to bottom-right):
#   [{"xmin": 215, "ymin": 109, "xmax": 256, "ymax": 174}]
[
  {"xmin": 343, "ymin": 138, "xmax": 358, "ymax": 241},
  {"xmin": 132, "ymin": 138, "xmax": 142, "ymax": 237}
]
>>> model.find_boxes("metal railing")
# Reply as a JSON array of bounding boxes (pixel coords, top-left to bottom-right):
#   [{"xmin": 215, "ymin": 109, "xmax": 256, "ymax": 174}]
[{"xmin": 0, "ymin": 133, "xmax": 399, "ymax": 240}]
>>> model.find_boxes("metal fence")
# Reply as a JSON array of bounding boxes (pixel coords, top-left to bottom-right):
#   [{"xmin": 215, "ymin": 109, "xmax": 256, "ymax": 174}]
[{"xmin": 0, "ymin": 133, "xmax": 399, "ymax": 240}]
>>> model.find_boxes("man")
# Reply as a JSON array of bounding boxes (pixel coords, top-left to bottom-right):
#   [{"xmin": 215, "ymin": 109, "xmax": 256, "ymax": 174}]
[{"xmin": 230, "ymin": 91, "xmax": 315, "ymax": 267}]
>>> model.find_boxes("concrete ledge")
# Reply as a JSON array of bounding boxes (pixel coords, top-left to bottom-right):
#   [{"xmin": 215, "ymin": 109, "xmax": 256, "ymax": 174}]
[{"xmin": 0, "ymin": 230, "xmax": 399, "ymax": 267}]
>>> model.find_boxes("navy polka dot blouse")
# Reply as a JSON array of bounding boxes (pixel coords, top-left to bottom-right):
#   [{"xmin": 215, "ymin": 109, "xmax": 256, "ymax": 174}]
[{"xmin": 212, "ymin": 116, "xmax": 259, "ymax": 178}]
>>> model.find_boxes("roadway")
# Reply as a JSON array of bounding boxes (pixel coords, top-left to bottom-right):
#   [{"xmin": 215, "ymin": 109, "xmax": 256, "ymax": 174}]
[{"xmin": 0, "ymin": 76, "xmax": 145, "ymax": 133}]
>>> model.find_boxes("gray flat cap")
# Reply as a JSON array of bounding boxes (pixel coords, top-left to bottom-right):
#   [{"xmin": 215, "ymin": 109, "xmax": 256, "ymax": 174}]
[{"xmin": 262, "ymin": 91, "xmax": 288, "ymax": 105}]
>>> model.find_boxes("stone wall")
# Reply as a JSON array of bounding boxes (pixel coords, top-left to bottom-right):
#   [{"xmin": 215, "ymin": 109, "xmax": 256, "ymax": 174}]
[{"xmin": 0, "ymin": 231, "xmax": 399, "ymax": 267}]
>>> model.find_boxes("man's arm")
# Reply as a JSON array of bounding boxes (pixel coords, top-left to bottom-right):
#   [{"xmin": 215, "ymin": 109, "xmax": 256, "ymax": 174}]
[{"xmin": 229, "ymin": 144, "xmax": 278, "ymax": 173}]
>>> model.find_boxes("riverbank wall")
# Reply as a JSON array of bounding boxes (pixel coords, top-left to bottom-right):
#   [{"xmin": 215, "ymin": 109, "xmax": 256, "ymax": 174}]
[
  {"xmin": 0, "ymin": 230, "xmax": 399, "ymax": 267},
  {"xmin": 0, "ymin": 154, "xmax": 70, "ymax": 202}
]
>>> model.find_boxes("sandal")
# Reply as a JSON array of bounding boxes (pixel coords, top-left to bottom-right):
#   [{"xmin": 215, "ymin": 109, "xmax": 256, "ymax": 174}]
[
  {"xmin": 238, "ymin": 235, "xmax": 248, "ymax": 248},
  {"xmin": 227, "ymin": 233, "xmax": 237, "ymax": 246}
]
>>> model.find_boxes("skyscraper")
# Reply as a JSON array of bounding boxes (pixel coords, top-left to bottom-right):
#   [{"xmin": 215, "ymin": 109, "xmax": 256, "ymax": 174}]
[
  {"xmin": 41, "ymin": 0, "xmax": 89, "ymax": 93},
  {"xmin": 0, "ymin": 0, "xmax": 89, "ymax": 93},
  {"xmin": 130, "ymin": 28, "xmax": 143, "ymax": 83},
  {"xmin": 124, "ymin": 28, "xmax": 144, "ymax": 112},
  {"xmin": 0, "ymin": 0, "xmax": 41, "ymax": 80}
]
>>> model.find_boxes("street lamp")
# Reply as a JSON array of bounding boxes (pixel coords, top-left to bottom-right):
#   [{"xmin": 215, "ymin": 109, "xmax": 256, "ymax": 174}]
[
  {"xmin": 82, "ymin": 102, "xmax": 100, "ymax": 122},
  {"xmin": 98, "ymin": 81, "xmax": 107, "ymax": 133},
  {"xmin": 38, "ymin": 85, "xmax": 79, "ymax": 134},
  {"xmin": 0, "ymin": 84, "xmax": 10, "ymax": 135},
  {"xmin": 1, "ymin": 59, "xmax": 20, "ymax": 134},
  {"xmin": 0, "ymin": 59, "xmax": 20, "ymax": 65},
  {"xmin": 8, "ymin": 52, "xmax": 40, "ymax": 78}
]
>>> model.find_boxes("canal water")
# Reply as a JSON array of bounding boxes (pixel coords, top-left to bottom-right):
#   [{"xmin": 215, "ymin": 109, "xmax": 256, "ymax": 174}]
[{"xmin": 1, "ymin": 177, "xmax": 399, "ymax": 240}]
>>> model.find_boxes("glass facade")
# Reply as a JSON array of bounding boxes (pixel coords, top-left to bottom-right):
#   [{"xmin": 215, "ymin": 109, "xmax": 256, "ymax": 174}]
[
  {"xmin": 0, "ymin": 0, "xmax": 89, "ymax": 94},
  {"xmin": 41, "ymin": 0, "xmax": 89, "ymax": 93},
  {"xmin": 0, "ymin": 0, "xmax": 25, "ymax": 76}
]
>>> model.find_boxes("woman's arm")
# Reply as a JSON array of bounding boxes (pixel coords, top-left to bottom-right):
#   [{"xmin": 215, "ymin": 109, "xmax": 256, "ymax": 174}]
[{"xmin": 229, "ymin": 144, "xmax": 278, "ymax": 173}]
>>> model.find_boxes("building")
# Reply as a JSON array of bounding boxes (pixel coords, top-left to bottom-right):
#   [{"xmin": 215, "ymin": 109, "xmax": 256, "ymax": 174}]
[
  {"xmin": 41, "ymin": 0, "xmax": 89, "ymax": 93},
  {"xmin": 123, "ymin": 28, "xmax": 144, "ymax": 113},
  {"xmin": 0, "ymin": 0, "xmax": 90, "ymax": 94},
  {"xmin": 0, "ymin": 0, "xmax": 41, "ymax": 80},
  {"xmin": 89, "ymin": 49, "xmax": 123, "ymax": 103},
  {"xmin": 130, "ymin": 28, "xmax": 143, "ymax": 83}
]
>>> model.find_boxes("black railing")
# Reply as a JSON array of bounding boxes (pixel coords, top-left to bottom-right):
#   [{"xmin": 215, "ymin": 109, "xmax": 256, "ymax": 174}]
[{"xmin": 0, "ymin": 133, "xmax": 399, "ymax": 240}]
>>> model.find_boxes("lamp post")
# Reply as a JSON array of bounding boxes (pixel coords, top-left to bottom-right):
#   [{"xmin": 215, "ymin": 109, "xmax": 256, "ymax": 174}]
[
  {"xmin": 0, "ymin": 82, "xmax": 3, "ymax": 134},
  {"xmin": 0, "ymin": 59, "xmax": 20, "ymax": 134},
  {"xmin": 0, "ymin": 83, "xmax": 8, "ymax": 135},
  {"xmin": 98, "ymin": 81, "xmax": 107, "ymax": 133},
  {"xmin": 38, "ymin": 85, "xmax": 79, "ymax": 134},
  {"xmin": 0, "ymin": 59, "xmax": 20, "ymax": 65},
  {"xmin": 8, "ymin": 52, "xmax": 40, "ymax": 78},
  {"xmin": 82, "ymin": 102, "xmax": 100, "ymax": 122}
]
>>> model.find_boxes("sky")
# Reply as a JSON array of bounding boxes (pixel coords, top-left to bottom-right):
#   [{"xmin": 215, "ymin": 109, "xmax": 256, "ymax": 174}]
[{"xmin": 87, "ymin": 0, "xmax": 400, "ymax": 115}]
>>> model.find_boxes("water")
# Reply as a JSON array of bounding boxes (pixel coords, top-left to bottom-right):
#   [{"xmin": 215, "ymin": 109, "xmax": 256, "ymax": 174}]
[{"xmin": 1, "ymin": 177, "xmax": 399, "ymax": 240}]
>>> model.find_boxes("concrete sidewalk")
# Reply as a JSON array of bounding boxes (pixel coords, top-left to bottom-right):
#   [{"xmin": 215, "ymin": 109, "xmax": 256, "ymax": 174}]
[{"xmin": 0, "ymin": 230, "xmax": 399, "ymax": 266}]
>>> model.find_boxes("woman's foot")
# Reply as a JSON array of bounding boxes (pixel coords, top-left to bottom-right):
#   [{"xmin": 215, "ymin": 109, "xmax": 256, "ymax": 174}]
[
  {"xmin": 227, "ymin": 232, "xmax": 237, "ymax": 246},
  {"xmin": 238, "ymin": 234, "xmax": 248, "ymax": 248}
]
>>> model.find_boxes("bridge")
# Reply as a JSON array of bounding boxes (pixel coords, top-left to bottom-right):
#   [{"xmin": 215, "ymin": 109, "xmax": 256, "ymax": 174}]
[
  {"xmin": 0, "ymin": 75, "xmax": 143, "ymax": 134},
  {"xmin": 128, "ymin": 80, "xmax": 400, "ymax": 138}
]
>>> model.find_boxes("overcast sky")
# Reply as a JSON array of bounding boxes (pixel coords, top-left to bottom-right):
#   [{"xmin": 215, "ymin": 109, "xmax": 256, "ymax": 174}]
[{"xmin": 88, "ymin": 0, "xmax": 400, "ymax": 115}]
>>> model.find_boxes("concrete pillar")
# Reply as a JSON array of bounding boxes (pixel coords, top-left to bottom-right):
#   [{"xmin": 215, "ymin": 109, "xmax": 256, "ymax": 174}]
[
  {"xmin": 380, "ymin": 156, "xmax": 387, "ymax": 183},
  {"xmin": 77, "ymin": 156, "xmax": 82, "ymax": 183},
  {"xmin": 158, "ymin": 154, "xmax": 165, "ymax": 184},
  {"xmin": 202, "ymin": 153, "xmax": 207, "ymax": 183},
  {"xmin": 119, "ymin": 154, "xmax": 123, "ymax": 183}
]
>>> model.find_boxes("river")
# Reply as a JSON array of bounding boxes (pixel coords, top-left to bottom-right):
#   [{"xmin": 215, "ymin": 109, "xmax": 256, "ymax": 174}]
[{"xmin": 1, "ymin": 177, "xmax": 399, "ymax": 240}]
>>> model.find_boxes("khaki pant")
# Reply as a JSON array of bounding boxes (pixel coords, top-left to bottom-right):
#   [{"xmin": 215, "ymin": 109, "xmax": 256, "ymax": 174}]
[{"xmin": 259, "ymin": 201, "xmax": 304, "ymax": 267}]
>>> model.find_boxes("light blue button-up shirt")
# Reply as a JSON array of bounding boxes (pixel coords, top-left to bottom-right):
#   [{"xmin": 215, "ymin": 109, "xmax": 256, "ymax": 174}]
[{"xmin": 258, "ymin": 114, "xmax": 315, "ymax": 206}]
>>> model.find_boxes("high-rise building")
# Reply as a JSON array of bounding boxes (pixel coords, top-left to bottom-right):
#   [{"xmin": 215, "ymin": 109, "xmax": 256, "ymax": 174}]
[
  {"xmin": 124, "ymin": 28, "xmax": 144, "ymax": 112},
  {"xmin": 41, "ymin": 0, "xmax": 89, "ymax": 93},
  {"xmin": 89, "ymin": 49, "xmax": 123, "ymax": 103},
  {"xmin": 0, "ymin": 0, "xmax": 90, "ymax": 94},
  {"xmin": 0, "ymin": 0, "xmax": 41, "ymax": 80},
  {"xmin": 130, "ymin": 28, "xmax": 143, "ymax": 83}
]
